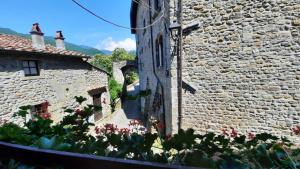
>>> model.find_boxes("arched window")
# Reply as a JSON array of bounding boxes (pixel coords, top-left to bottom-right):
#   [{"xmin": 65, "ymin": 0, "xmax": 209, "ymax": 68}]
[
  {"xmin": 154, "ymin": 0, "xmax": 161, "ymax": 12},
  {"xmin": 155, "ymin": 36, "xmax": 164, "ymax": 67}
]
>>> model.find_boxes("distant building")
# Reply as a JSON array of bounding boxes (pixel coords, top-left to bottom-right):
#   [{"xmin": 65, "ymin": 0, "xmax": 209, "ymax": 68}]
[
  {"xmin": 0, "ymin": 23, "xmax": 110, "ymax": 123},
  {"xmin": 131, "ymin": 0, "xmax": 300, "ymax": 140}
]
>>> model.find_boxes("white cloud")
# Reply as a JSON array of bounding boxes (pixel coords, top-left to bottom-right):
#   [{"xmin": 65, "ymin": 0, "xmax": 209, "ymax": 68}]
[{"xmin": 95, "ymin": 37, "xmax": 136, "ymax": 51}]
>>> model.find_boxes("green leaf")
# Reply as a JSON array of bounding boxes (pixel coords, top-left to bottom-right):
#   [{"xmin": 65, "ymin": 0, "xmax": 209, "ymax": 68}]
[
  {"xmin": 74, "ymin": 96, "xmax": 87, "ymax": 104},
  {"xmin": 183, "ymin": 150, "xmax": 216, "ymax": 168},
  {"xmin": 34, "ymin": 136, "xmax": 71, "ymax": 151}
]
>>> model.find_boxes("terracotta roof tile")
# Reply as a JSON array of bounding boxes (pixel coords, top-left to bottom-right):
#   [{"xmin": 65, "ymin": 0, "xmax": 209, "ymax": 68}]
[{"xmin": 0, "ymin": 34, "xmax": 90, "ymax": 58}]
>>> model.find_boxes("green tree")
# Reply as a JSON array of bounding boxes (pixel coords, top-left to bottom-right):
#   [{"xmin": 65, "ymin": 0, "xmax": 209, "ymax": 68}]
[
  {"xmin": 91, "ymin": 54, "xmax": 113, "ymax": 73},
  {"xmin": 112, "ymin": 48, "xmax": 135, "ymax": 61}
]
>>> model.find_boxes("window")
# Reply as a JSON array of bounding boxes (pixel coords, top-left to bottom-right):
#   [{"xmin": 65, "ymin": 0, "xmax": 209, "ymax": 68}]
[
  {"xmin": 154, "ymin": 0, "xmax": 161, "ymax": 12},
  {"xmin": 92, "ymin": 93, "xmax": 103, "ymax": 122},
  {"xmin": 22, "ymin": 60, "xmax": 39, "ymax": 76},
  {"xmin": 155, "ymin": 36, "xmax": 164, "ymax": 67},
  {"xmin": 31, "ymin": 103, "xmax": 48, "ymax": 115}
]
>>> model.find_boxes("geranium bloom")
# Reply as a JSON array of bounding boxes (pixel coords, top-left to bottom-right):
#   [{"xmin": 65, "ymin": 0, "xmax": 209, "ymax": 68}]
[
  {"xmin": 95, "ymin": 126, "xmax": 101, "ymax": 134},
  {"xmin": 40, "ymin": 113, "xmax": 51, "ymax": 120},
  {"xmin": 103, "ymin": 124, "xmax": 118, "ymax": 133},
  {"xmin": 248, "ymin": 132, "xmax": 256, "ymax": 140},
  {"xmin": 292, "ymin": 126, "xmax": 300, "ymax": 135},
  {"xmin": 230, "ymin": 127, "xmax": 238, "ymax": 138},
  {"xmin": 119, "ymin": 128, "xmax": 131, "ymax": 134},
  {"xmin": 165, "ymin": 134, "xmax": 172, "ymax": 141},
  {"xmin": 75, "ymin": 109, "xmax": 84, "ymax": 115},
  {"xmin": 222, "ymin": 128, "xmax": 229, "ymax": 136},
  {"xmin": 129, "ymin": 120, "xmax": 141, "ymax": 126},
  {"xmin": 156, "ymin": 121, "xmax": 165, "ymax": 129}
]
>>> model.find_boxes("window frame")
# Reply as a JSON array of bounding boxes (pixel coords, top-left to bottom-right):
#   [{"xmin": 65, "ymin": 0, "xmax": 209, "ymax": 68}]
[
  {"xmin": 22, "ymin": 60, "xmax": 40, "ymax": 77},
  {"xmin": 155, "ymin": 36, "xmax": 164, "ymax": 68},
  {"xmin": 154, "ymin": 0, "xmax": 161, "ymax": 12}
]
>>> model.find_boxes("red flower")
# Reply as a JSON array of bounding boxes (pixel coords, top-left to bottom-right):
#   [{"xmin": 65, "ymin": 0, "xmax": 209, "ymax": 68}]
[
  {"xmin": 119, "ymin": 128, "xmax": 131, "ymax": 134},
  {"xmin": 292, "ymin": 126, "xmax": 300, "ymax": 135},
  {"xmin": 166, "ymin": 134, "xmax": 172, "ymax": 141},
  {"xmin": 248, "ymin": 132, "xmax": 256, "ymax": 140},
  {"xmin": 40, "ymin": 113, "xmax": 51, "ymax": 120},
  {"xmin": 156, "ymin": 121, "xmax": 165, "ymax": 129},
  {"xmin": 103, "ymin": 124, "xmax": 118, "ymax": 133},
  {"xmin": 222, "ymin": 128, "xmax": 229, "ymax": 136},
  {"xmin": 230, "ymin": 127, "xmax": 238, "ymax": 138},
  {"xmin": 95, "ymin": 126, "xmax": 100, "ymax": 134},
  {"xmin": 129, "ymin": 120, "xmax": 141, "ymax": 126},
  {"xmin": 75, "ymin": 109, "xmax": 83, "ymax": 115}
]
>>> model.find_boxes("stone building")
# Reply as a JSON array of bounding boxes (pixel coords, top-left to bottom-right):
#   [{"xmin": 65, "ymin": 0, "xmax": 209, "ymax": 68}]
[
  {"xmin": 0, "ymin": 23, "xmax": 110, "ymax": 123},
  {"xmin": 131, "ymin": 0, "xmax": 300, "ymax": 139}
]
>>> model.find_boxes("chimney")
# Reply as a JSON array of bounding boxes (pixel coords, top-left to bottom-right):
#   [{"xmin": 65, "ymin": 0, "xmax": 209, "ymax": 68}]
[
  {"xmin": 30, "ymin": 23, "xmax": 45, "ymax": 50},
  {"xmin": 55, "ymin": 31, "xmax": 66, "ymax": 50}
]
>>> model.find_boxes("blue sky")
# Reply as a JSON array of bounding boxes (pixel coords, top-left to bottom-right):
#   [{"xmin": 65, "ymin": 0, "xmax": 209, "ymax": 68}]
[{"xmin": 0, "ymin": 0, "xmax": 136, "ymax": 51}]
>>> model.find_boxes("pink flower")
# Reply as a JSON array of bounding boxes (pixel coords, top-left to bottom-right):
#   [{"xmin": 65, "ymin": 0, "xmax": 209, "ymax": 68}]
[
  {"xmin": 230, "ymin": 127, "xmax": 238, "ymax": 138},
  {"xmin": 103, "ymin": 124, "xmax": 118, "ymax": 133},
  {"xmin": 248, "ymin": 132, "xmax": 256, "ymax": 140},
  {"xmin": 166, "ymin": 134, "xmax": 172, "ymax": 141},
  {"xmin": 292, "ymin": 126, "xmax": 300, "ymax": 135},
  {"xmin": 156, "ymin": 121, "xmax": 165, "ymax": 129},
  {"xmin": 222, "ymin": 128, "xmax": 229, "ymax": 136},
  {"xmin": 95, "ymin": 126, "xmax": 101, "ymax": 134},
  {"xmin": 75, "ymin": 109, "xmax": 83, "ymax": 115},
  {"xmin": 129, "ymin": 120, "xmax": 141, "ymax": 126},
  {"xmin": 40, "ymin": 113, "xmax": 51, "ymax": 120},
  {"xmin": 119, "ymin": 128, "xmax": 131, "ymax": 134}
]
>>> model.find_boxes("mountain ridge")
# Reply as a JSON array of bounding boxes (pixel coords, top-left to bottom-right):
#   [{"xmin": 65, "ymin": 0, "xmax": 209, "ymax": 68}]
[{"xmin": 0, "ymin": 27, "xmax": 106, "ymax": 56}]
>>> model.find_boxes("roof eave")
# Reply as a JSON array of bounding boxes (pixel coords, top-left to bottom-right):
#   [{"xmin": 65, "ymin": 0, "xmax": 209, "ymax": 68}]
[
  {"xmin": 0, "ymin": 49, "xmax": 91, "ymax": 59},
  {"xmin": 130, "ymin": 0, "xmax": 139, "ymax": 34}
]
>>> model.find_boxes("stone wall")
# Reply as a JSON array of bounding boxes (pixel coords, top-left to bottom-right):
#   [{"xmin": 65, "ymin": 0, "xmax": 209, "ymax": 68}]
[
  {"xmin": 0, "ymin": 54, "xmax": 110, "ymax": 123},
  {"xmin": 179, "ymin": 0, "xmax": 300, "ymax": 140},
  {"xmin": 135, "ymin": 0, "xmax": 174, "ymax": 134}
]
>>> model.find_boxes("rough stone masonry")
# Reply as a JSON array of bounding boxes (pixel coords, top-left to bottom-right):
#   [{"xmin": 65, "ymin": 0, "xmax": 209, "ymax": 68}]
[{"xmin": 179, "ymin": 0, "xmax": 300, "ymax": 140}]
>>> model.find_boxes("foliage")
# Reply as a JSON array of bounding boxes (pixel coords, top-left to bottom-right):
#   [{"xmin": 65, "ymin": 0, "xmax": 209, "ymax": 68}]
[
  {"xmin": 108, "ymin": 78, "xmax": 123, "ymax": 111},
  {"xmin": 91, "ymin": 48, "xmax": 136, "ymax": 74},
  {"xmin": 0, "ymin": 98, "xmax": 299, "ymax": 168},
  {"xmin": 92, "ymin": 54, "xmax": 113, "ymax": 73},
  {"xmin": 125, "ymin": 89, "xmax": 152, "ymax": 100},
  {"xmin": 111, "ymin": 48, "xmax": 135, "ymax": 62},
  {"xmin": 125, "ymin": 71, "xmax": 139, "ymax": 85}
]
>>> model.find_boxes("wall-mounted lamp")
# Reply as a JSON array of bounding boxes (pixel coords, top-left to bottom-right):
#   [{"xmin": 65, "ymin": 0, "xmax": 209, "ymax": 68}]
[{"xmin": 169, "ymin": 21, "xmax": 181, "ymax": 38}]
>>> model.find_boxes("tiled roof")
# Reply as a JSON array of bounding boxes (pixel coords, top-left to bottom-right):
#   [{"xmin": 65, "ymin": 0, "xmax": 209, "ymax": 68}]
[{"xmin": 0, "ymin": 34, "xmax": 90, "ymax": 58}]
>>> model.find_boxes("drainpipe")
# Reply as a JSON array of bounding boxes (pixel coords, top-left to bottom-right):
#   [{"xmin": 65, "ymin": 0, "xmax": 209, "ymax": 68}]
[{"xmin": 177, "ymin": 0, "xmax": 183, "ymax": 131}]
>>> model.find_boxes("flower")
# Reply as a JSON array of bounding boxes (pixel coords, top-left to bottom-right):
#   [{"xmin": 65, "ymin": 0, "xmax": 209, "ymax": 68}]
[
  {"xmin": 75, "ymin": 109, "xmax": 84, "ymax": 115},
  {"xmin": 95, "ymin": 126, "xmax": 101, "ymax": 134},
  {"xmin": 40, "ymin": 113, "xmax": 51, "ymax": 120},
  {"xmin": 222, "ymin": 128, "xmax": 229, "ymax": 136},
  {"xmin": 129, "ymin": 120, "xmax": 141, "ymax": 126},
  {"xmin": 248, "ymin": 132, "xmax": 256, "ymax": 140},
  {"xmin": 156, "ymin": 121, "xmax": 165, "ymax": 129},
  {"xmin": 119, "ymin": 128, "xmax": 131, "ymax": 135},
  {"xmin": 103, "ymin": 124, "xmax": 118, "ymax": 133},
  {"xmin": 166, "ymin": 134, "xmax": 172, "ymax": 141},
  {"xmin": 230, "ymin": 127, "xmax": 238, "ymax": 138},
  {"xmin": 292, "ymin": 126, "xmax": 300, "ymax": 135}
]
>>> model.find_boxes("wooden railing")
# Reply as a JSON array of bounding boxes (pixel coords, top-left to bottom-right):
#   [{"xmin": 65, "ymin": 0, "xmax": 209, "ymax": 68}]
[{"xmin": 0, "ymin": 141, "xmax": 199, "ymax": 169}]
